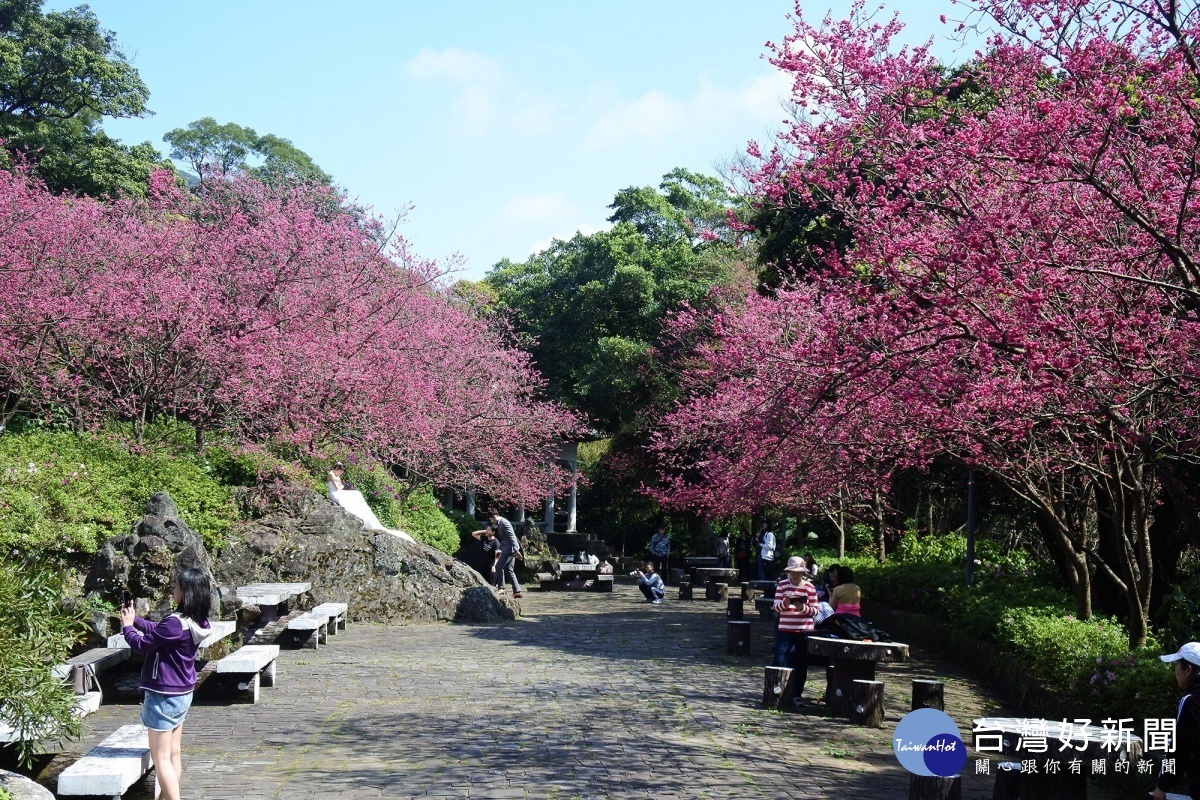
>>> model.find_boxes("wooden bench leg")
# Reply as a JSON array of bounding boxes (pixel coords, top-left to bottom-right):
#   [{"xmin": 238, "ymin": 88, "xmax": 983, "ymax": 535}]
[
  {"xmin": 318, "ymin": 622, "xmax": 328, "ymax": 646},
  {"xmin": 304, "ymin": 629, "xmax": 320, "ymax": 650},
  {"xmin": 326, "ymin": 616, "xmax": 337, "ymax": 636},
  {"xmin": 261, "ymin": 660, "xmax": 277, "ymax": 688}
]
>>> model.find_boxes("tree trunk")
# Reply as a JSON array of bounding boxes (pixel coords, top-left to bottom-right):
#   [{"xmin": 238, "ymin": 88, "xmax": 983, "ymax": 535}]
[
  {"xmin": 706, "ymin": 582, "xmax": 728, "ymax": 602},
  {"xmin": 195, "ymin": 426, "xmax": 206, "ymax": 454},
  {"xmin": 679, "ymin": 582, "xmax": 692, "ymax": 600},
  {"xmin": 726, "ymin": 620, "xmax": 751, "ymax": 655},
  {"xmin": 762, "ymin": 666, "xmax": 796, "ymax": 710},
  {"xmin": 908, "ymin": 775, "xmax": 960, "ymax": 800},
  {"xmin": 726, "ymin": 597, "xmax": 744, "ymax": 620},
  {"xmin": 1093, "ymin": 468, "xmax": 1152, "ymax": 649},
  {"xmin": 873, "ymin": 489, "xmax": 887, "ymax": 563},
  {"xmin": 911, "ymin": 679, "xmax": 944, "ymax": 711},
  {"xmin": 848, "ymin": 679, "xmax": 885, "ymax": 727}
]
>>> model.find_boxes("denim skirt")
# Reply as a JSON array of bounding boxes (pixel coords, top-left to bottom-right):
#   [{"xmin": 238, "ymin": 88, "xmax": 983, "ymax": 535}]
[{"xmin": 140, "ymin": 690, "xmax": 193, "ymax": 731}]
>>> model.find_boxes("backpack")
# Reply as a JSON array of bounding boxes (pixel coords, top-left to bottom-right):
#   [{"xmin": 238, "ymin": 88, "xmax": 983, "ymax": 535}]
[{"xmin": 814, "ymin": 613, "xmax": 891, "ymax": 642}]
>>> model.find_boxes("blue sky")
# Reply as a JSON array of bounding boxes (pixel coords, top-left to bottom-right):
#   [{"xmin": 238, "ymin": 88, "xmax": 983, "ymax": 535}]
[{"xmin": 49, "ymin": 1, "xmax": 969, "ymax": 280}]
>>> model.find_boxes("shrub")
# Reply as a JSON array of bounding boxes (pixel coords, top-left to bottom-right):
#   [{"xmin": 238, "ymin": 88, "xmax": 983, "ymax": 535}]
[
  {"xmin": 394, "ymin": 487, "xmax": 459, "ymax": 555},
  {"xmin": 0, "ymin": 429, "xmax": 238, "ymax": 554},
  {"xmin": 0, "ymin": 558, "xmax": 88, "ymax": 766}
]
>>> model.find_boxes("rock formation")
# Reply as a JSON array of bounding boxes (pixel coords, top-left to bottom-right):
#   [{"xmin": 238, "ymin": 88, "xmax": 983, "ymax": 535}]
[
  {"xmin": 214, "ymin": 486, "xmax": 516, "ymax": 624},
  {"xmin": 85, "ymin": 487, "xmax": 516, "ymax": 631}
]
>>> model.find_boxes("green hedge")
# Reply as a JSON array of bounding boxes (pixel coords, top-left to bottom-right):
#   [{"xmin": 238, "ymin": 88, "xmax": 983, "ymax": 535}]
[{"xmin": 835, "ymin": 532, "xmax": 1175, "ymax": 719}]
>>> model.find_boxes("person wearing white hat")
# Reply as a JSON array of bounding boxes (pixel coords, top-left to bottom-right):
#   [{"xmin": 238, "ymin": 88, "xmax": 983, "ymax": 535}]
[
  {"xmin": 771, "ymin": 556, "xmax": 819, "ymax": 703},
  {"xmin": 1152, "ymin": 643, "xmax": 1200, "ymax": 799}
]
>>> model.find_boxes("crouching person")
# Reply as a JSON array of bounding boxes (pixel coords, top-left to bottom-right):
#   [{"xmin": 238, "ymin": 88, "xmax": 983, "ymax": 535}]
[{"xmin": 634, "ymin": 562, "xmax": 666, "ymax": 604}]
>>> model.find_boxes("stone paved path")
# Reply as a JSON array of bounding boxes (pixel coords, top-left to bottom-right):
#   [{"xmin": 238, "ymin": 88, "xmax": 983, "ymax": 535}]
[{"xmin": 39, "ymin": 582, "xmax": 1027, "ymax": 798}]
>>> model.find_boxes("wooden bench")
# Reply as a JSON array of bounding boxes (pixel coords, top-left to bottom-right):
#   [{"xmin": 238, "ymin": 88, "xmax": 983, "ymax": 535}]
[
  {"xmin": 310, "ymin": 602, "xmax": 348, "ymax": 635},
  {"xmin": 594, "ymin": 574, "xmax": 614, "ymax": 592},
  {"xmin": 753, "ymin": 596, "xmax": 776, "ymax": 620},
  {"xmin": 213, "ymin": 644, "xmax": 279, "ymax": 704},
  {"xmin": 57, "ymin": 724, "xmax": 152, "ymax": 799}
]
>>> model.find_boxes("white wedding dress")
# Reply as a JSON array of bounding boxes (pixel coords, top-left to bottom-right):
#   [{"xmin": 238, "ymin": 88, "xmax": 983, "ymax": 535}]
[{"xmin": 329, "ymin": 489, "xmax": 415, "ymax": 543}]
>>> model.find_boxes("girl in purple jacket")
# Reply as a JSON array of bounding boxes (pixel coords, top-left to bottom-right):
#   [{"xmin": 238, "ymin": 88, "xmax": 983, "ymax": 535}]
[{"xmin": 120, "ymin": 568, "xmax": 211, "ymax": 800}]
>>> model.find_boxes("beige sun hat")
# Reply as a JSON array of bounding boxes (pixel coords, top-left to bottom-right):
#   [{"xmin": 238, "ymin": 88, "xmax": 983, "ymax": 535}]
[{"xmin": 783, "ymin": 556, "xmax": 811, "ymax": 574}]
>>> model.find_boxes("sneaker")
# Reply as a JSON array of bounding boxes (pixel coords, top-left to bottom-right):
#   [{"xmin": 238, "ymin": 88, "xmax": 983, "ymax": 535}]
[{"xmin": 651, "ymin": 599, "xmax": 662, "ymax": 604}]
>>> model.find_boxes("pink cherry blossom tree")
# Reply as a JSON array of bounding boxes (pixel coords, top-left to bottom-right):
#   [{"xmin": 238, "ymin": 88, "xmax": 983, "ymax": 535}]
[{"xmin": 651, "ymin": 0, "xmax": 1200, "ymax": 647}]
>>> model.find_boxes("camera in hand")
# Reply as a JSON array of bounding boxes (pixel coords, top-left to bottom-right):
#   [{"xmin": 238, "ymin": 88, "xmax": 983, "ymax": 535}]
[
  {"xmin": 121, "ymin": 590, "xmax": 132, "ymax": 609},
  {"xmin": 629, "ymin": 570, "xmax": 640, "ymax": 577}
]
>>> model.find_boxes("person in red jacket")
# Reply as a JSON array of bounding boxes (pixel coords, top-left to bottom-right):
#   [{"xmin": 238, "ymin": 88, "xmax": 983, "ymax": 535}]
[
  {"xmin": 120, "ymin": 568, "xmax": 212, "ymax": 800},
  {"xmin": 772, "ymin": 556, "xmax": 818, "ymax": 703}
]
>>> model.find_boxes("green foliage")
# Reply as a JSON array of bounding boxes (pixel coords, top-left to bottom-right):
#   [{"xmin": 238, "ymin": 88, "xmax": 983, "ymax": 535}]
[
  {"xmin": 1159, "ymin": 572, "xmax": 1200, "ymax": 648},
  {"xmin": 163, "ymin": 117, "xmax": 329, "ymax": 186},
  {"xmin": 394, "ymin": 487, "xmax": 459, "ymax": 555},
  {"xmin": 0, "ymin": 557, "xmax": 88, "ymax": 766},
  {"xmin": 842, "ymin": 532, "xmax": 1174, "ymax": 717},
  {"xmin": 485, "ymin": 168, "xmax": 750, "ymax": 435},
  {"xmin": 0, "ymin": 0, "xmax": 168, "ymax": 197},
  {"xmin": 445, "ymin": 508, "xmax": 483, "ymax": 557},
  {"xmin": 0, "ymin": 428, "xmax": 239, "ymax": 554}
]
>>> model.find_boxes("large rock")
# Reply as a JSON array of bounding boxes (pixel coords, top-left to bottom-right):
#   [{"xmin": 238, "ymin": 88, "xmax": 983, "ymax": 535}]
[
  {"xmin": 214, "ymin": 486, "xmax": 516, "ymax": 624},
  {"xmin": 84, "ymin": 492, "xmax": 221, "ymax": 619}
]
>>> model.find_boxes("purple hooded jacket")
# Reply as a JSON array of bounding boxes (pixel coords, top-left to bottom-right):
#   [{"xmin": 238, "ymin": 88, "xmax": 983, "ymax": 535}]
[{"xmin": 122, "ymin": 612, "xmax": 211, "ymax": 696}]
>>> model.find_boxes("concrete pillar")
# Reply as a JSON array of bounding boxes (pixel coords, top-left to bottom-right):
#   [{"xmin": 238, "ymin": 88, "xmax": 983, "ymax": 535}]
[
  {"xmin": 542, "ymin": 496, "xmax": 555, "ymax": 534},
  {"xmin": 566, "ymin": 471, "xmax": 578, "ymax": 533},
  {"xmin": 465, "ymin": 489, "xmax": 476, "ymax": 518}
]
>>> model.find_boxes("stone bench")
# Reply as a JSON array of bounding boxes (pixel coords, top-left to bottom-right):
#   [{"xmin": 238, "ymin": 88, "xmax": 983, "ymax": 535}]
[
  {"xmin": 64, "ymin": 647, "xmax": 129, "ymax": 694},
  {"xmin": 236, "ymin": 581, "xmax": 312, "ymax": 622},
  {"xmin": 285, "ymin": 611, "xmax": 329, "ymax": 649},
  {"xmin": 57, "ymin": 724, "xmax": 152, "ymax": 799},
  {"xmin": 0, "ymin": 691, "xmax": 102, "ymax": 744},
  {"xmin": 214, "ymin": 644, "xmax": 279, "ymax": 704},
  {"xmin": 594, "ymin": 574, "xmax": 614, "ymax": 592},
  {"xmin": 311, "ymin": 602, "xmax": 349, "ymax": 635},
  {"xmin": 108, "ymin": 619, "xmax": 236, "ymax": 653}
]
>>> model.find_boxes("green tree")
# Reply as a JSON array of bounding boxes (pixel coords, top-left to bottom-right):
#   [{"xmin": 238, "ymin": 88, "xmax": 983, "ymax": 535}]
[
  {"xmin": 0, "ymin": 0, "xmax": 168, "ymax": 196},
  {"xmin": 483, "ymin": 169, "xmax": 750, "ymax": 435},
  {"xmin": 163, "ymin": 117, "xmax": 329, "ymax": 187}
]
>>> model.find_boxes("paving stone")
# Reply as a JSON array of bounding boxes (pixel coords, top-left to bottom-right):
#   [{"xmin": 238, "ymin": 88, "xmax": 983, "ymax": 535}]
[{"xmin": 28, "ymin": 582, "xmax": 1129, "ymax": 799}]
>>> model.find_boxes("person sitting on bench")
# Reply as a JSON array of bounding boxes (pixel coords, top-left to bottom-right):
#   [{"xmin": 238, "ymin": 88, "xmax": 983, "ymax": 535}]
[{"xmin": 633, "ymin": 562, "xmax": 665, "ymax": 604}]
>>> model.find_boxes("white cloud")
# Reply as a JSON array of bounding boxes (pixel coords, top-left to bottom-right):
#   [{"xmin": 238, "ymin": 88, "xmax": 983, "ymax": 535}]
[
  {"xmin": 403, "ymin": 47, "xmax": 560, "ymax": 138},
  {"xmin": 581, "ymin": 70, "xmax": 792, "ymax": 150},
  {"xmin": 404, "ymin": 47, "xmax": 501, "ymax": 84}
]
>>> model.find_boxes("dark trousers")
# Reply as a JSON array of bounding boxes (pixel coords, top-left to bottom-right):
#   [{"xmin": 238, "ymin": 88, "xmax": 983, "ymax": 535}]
[
  {"xmin": 772, "ymin": 631, "xmax": 810, "ymax": 696},
  {"xmin": 639, "ymin": 583, "xmax": 665, "ymax": 601},
  {"xmin": 652, "ymin": 555, "xmax": 668, "ymax": 575}
]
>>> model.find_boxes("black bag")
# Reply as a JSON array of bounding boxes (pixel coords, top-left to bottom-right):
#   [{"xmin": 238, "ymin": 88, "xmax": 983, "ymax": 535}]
[{"xmin": 815, "ymin": 613, "xmax": 892, "ymax": 642}]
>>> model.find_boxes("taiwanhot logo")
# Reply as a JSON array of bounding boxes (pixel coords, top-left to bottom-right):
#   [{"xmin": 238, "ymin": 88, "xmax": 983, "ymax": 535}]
[{"xmin": 892, "ymin": 708, "xmax": 968, "ymax": 777}]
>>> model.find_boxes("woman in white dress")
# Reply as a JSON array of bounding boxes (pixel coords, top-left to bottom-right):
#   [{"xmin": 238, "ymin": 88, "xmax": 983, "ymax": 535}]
[{"xmin": 326, "ymin": 463, "xmax": 346, "ymax": 500}]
